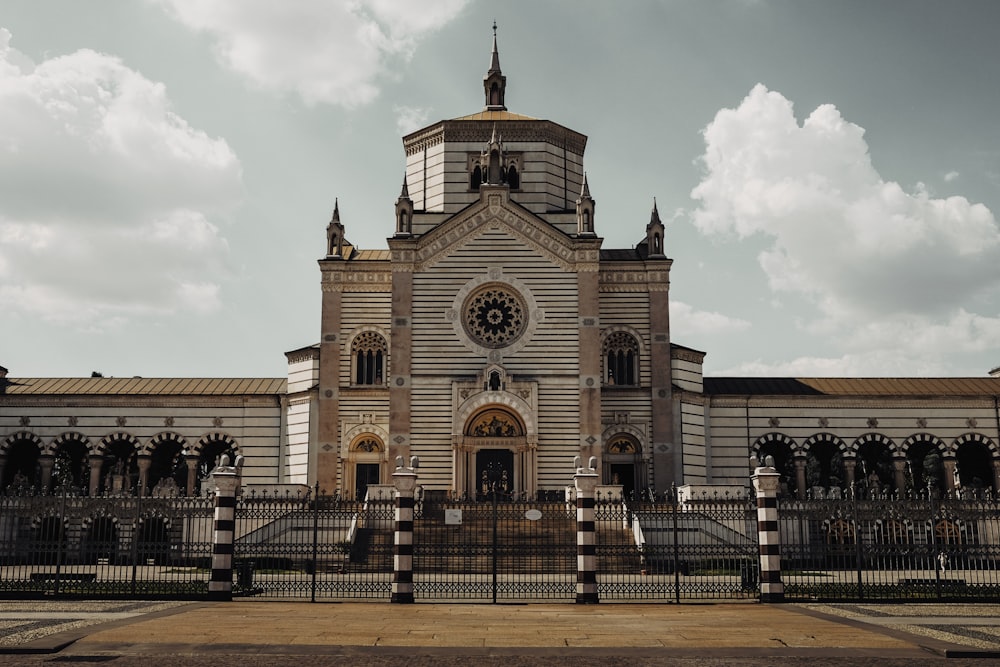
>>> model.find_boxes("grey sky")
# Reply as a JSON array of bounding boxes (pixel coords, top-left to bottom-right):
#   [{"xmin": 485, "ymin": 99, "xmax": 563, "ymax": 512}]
[{"xmin": 1, "ymin": 0, "xmax": 999, "ymax": 378}]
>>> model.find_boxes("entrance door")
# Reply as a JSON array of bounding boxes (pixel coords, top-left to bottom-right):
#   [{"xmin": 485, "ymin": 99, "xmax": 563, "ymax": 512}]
[
  {"xmin": 475, "ymin": 449, "xmax": 514, "ymax": 500},
  {"xmin": 355, "ymin": 463, "xmax": 379, "ymax": 500},
  {"xmin": 610, "ymin": 463, "xmax": 636, "ymax": 498}
]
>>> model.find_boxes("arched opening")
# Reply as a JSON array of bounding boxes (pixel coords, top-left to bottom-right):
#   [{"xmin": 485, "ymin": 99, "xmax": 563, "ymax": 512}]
[
  {"xmin": 955, "ymin": 440, "xmax": 994, "ymax": 492},
  {"xmin": 506, "ymin": 165, "xmax": 519, "ymax": 189},
  {"xmin": 470, "ymin": 165, "xmax": 482, "ymax": 190},
  {"xmin": 197, "ymin": 438, "xmax": 236, "ymax": 493},
  {"xmin": 350, "ymin": 437, "xmax": 383, "ymax": 501},
  {"xmin": 906, "ymin": 440, "xmax": 945, "ymax": 492},
  {"xmin": 605, "ymin": 436, "xmax": 643, "ymax": 499},
  {"xmin": 137, "ymin": 516, "xmax": 172, "ymax": 565},
  {"xmin": 52, "ymin": 438, "xmax": 90, "ymax": 491},
  {"xmin": 490, "ymin": 82, "xmax": 500, "ymax": 106},
  {"xmin": 352, "ymin": 331, "xmax": 387, "ymax": 386},
  {"xmin": 806, "ymin": 440, "xmax": 844, "ymax": 490},
  {"xmin": 148, "ymin": 438, "xmax": 186, "ymax": 496},
  {"xmin": 756, "ymin": 436, "xmax": 796, "ymax": 497},
  {"xmin": 84, "ymin": 517, "xmax": 119, "ymax": 564},
  {"xmin": 3, "ymin": 437, "xmax": 41, "ymax": 491},
  {"xmin": 857, "ymin": 438, "xmax": 894, "ymax": 494},
  {"xmin": 103, "ymin": 437, "xmax": 139, "ymax": 494},
  {"xmin": 603, "ymin": 331, "xmax": 639, "ymax": 386}
]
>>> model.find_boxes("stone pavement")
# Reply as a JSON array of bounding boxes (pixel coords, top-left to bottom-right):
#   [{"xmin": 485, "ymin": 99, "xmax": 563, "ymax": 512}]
[{"xmin": 1, "ymin": 600, "xmax": 1000, "ymax": 663}]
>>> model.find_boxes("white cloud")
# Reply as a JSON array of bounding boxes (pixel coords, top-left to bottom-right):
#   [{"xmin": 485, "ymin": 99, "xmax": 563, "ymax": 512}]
[
  {"xmin": 0, "ymin": 28, "xmax": 242, "ymax": 329},
  {"xmin": 395, "ymin": 105, "xmax": 430, "ymax": 136},
  {"xmin": 670, "ymin": 301, "xmax": 751, "ymax": 338},
  {"xmin": 944, "ymin": 170, "xmax": 960, "ymax": 182},
  {"xmin": 153, "ymin": 0, "xmax": 470, "ymax": 108},
  {"xmin": 690, "ymin": 84, "xmax": 1000, "ymax": 373}
]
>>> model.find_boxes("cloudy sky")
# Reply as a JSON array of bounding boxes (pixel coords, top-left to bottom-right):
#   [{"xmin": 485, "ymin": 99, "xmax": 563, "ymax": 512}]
[{"xmin": 2, "ymin": 0, "xmax": 999, "ymax": 379}]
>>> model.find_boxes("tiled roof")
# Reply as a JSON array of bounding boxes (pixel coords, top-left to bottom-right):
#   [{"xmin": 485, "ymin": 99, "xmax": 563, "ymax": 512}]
[
  {"xmin": 703, "ymin": 377, "xmax": 1000, "ymax": 396},
  {"xmin": 452, "ymin": 110, "xmax": 537, "ymax": 121},
  {"xmin": 1, "ymin": 377, "xmax": 286, "ymax": 396},
  {"xmin": 352, "ymin": 249, "xmax": 391, "ymax": 261}
]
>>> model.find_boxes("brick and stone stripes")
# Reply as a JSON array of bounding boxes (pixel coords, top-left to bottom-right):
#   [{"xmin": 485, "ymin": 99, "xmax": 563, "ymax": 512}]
[
  {"xmin": 574, "ymin": 464, "xmax": 599, "ymax": 604},
  {"xmin": 391, "ymin": 464, "xmax": 418, "ymax": 603},
  {"xmin": 752, "ymin": 465, "xmax": 784, "ymax": 603},
  {"xmin": 208, "ymin": 472, "xmax": 240, "ymax": 601}
]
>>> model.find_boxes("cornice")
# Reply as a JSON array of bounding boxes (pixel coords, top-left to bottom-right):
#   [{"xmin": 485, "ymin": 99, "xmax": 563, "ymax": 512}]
[
  {"xmin": 0, "ymin": 395, "xmax": 281, "ymax": 409},
  {"xmin": 708, "ymin": 396, "xmax": 998, "ymax": 410}
]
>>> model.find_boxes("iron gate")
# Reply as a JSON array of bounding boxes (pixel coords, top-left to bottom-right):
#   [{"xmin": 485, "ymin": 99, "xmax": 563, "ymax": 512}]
[
  {"xmin": 412, "ymin": 494, "xmax": 577, "ymax": 602},
  {"xmin": 596, "ymin": 491, "xmax": 760, "ymax": 601},
  {"xmin": 780, "ymin": 489, "xmax": 1000, "ymax": 602},
  {"xmin": 0, "ymin": 487, "xmax": 214, "ymax": 599},
  {"xmin": 233, "ymin": 488, "xmax": 395, "ymax": 600}
]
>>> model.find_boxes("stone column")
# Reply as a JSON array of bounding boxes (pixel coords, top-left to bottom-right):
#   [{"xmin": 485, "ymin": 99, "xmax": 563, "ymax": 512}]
[
  {"xmin": 391, "ymin": 459, "xmax": 418, "ymax": 603},
  {"xmin": 574, "ymin": 457, "xmax": 599, "ymax": 604},
  {"xmin": 577, "ymin": 245, "xmax": 602, "ymax": 475},
  {"xmin": 137, "ymin": 455, "xmax": 152, "ymax": 496},
  {"xmin": 793, "ymin": 456, "xmax": 807, "ymax": 499},
  {"xmin": 752, "ymin": 461, "xmax": 784, "ymax": 603},
  {"xmin": 88, "ymin": 456, "xmax": 104, "ymax": 496},
  {"xmin": 185, "ymin": 457, "xmax": 199, "ymax": 496},
  {"xmin": 649, "ymin": 270, "xmax": 675, "ymax": 491},
  {"xmin": 38, "ymin": 455, "xmax": 55, "ymax": 494},
  {"xmin": 892, "ymin": 458, "xmax": 907, "ymax": 496},
  {"xmin": 207, "ymin": 467, "xmax": 241, "ymax": 601},
  {"xmin": 992, "ymin": 459, "xmax": 1000, "ymax": 492},
  {"xmin": 943, "ymin": 458, "xmax": 958, "ymax": 492},
  {"xmin": 842, "ymin": 457, "xmax": 857, "ymax": 490}
]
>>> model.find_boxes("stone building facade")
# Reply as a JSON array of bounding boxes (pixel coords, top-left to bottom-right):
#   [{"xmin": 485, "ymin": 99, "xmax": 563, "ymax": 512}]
[{"xmin": 3, "ymin": 34, "xmax": 1000, "ymax": 500}]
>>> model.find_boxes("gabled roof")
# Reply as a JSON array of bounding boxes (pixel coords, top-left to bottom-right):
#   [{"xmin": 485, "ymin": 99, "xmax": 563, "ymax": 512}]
[
  {"xmin": 1, "ymin": 377, "xmax": 286, "ymax": 396},
  {"xmin": 703, "ymin": 377, "xmax": 1000, "ymax": 397}
]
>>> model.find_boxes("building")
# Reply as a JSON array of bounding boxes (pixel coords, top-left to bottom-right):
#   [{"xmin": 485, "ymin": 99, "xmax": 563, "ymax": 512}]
[{"xmin": 3, "ymin": 34, "xmax": 1000, "ymax": 501}]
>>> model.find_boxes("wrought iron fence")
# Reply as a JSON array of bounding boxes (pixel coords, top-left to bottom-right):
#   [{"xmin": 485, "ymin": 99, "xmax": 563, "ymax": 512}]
[
  {"xmin": 233, "ymin": 486, "xmax": 395, "ymax": 600},
  {"xmin": 412, "ymin": 493, "xmax": 577, "ymax": 602},
  {"xmin": 0, "ymin": 485, "xmax": 214, "ymax": 599},
  {"xmin": 780, "ymin": 488, "xmax": 1000, "ymax": 602},
  {"xmin": 596, "ymin": 489, "xmax": 759, "ymax": 601}
]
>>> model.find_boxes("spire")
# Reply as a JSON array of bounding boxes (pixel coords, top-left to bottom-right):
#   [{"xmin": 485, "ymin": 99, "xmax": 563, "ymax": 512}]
[
  {"xmin": 395, "ymin": 174, "xmax": 413, "ymax": 237},
  {"xmin": 576, "ymin": 173, "xmax": 596, "ymax": 236},
  {"xmin": 645, "ymin": 197, "xmax": 665, "ymax": 258},
  {"xmin": 483, "ymin": 22, "xmax": 507, "ymax": 111},
  {"xmin": 326, "ymin": 198, "xmax": 345, "ymax": 258},
  {"xmin": 489, "ymin": 21, "xmax": 501, "ymax": 74}
]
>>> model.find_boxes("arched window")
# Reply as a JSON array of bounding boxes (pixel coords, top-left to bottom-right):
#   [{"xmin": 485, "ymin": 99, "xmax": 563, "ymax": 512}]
[
  {"xmin": 603, "ymin": 331, "xmax": 639, "ymax": 386},
  {"xmin": 352, "ymin": 331, "xmax": 387, "ymax": 385},
  {"xmin": 507, "ymin": 165, "xmax": 519, "ymax": 189},
  {"xmin": 470, "ymin": 165, "xmax": 482, "ymax": 190}
]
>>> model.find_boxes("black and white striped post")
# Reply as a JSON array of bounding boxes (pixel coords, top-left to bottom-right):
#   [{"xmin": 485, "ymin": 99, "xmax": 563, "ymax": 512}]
[
  {"xmin": 208, "ymin": 459, "xmax": 242, "ymax": 601},
  {"xmin": 574, "ymin": 456, "xmax": 599, "ymax": 604},
  {"xmin": 751, "ymin": 456, "xmax": 784, "ymax": 603},
  {"xmin": 391, "ymin": 456, "xmax": 419, "ymax": 603}
]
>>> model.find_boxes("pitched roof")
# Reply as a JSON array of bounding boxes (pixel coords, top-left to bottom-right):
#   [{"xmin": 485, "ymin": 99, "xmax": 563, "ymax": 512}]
[
  {"xmin": 703, "ymin": 377, "xmax": 1000, "ymax": 397},
  {"xmin": 1, "ymin": 377, "xmax": 286, "ymax": 396}
]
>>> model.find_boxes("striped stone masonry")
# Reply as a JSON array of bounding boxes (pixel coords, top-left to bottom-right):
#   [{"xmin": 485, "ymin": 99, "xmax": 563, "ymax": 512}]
[
  {"xmin": 751, "ymin": 463, "xmax": 784, "ymax": 603},
  {"xmin": 391, "ymin": 460, "xmax": 419, "ymax": 604},
  {"xmin": 574, "ymin": 458, "xmax": 599, "ymax": 604},
  {"xmin": 208, "ymin": 470, "xmax": 241, "ymax": 601}
]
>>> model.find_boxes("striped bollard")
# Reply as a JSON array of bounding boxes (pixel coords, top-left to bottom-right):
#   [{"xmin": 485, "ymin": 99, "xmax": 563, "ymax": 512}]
[
  {"xmin": 752, "ymin": 459, "xmax": 785, "ymax": 602},
  {"xmin": 574, "ymin": 456, "xmax": 599, "ymax": 604},
  {"xmin": 391, "ymin": 458, "xmax": 418, "ymax": 603},
  {"xmin": 208, "ymin": 469, "xmax": 240, "ymax": 601}
]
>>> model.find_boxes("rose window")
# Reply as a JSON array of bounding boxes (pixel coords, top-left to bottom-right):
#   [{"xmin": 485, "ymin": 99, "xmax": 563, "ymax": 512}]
[{"xmin": 463, "ymin": 285, "xmax": 527, "ymax": 349}]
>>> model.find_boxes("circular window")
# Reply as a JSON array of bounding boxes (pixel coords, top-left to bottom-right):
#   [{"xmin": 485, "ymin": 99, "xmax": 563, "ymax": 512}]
[{"xmin": 463, "ymin": 284, "xmax": 527, "ymax": 349}]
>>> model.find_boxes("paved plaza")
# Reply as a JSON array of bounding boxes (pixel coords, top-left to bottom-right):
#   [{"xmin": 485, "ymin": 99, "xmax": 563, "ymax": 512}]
[{"xmin": 1, "ymin": 599, "xmax": 999, "ymax": 665}]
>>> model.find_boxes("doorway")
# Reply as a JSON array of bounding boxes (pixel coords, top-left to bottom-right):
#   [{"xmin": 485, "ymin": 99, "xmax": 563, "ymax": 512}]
[
  {"xmin": 609, "ymin": 463, "xmax": 636, "ymax": 498},
  {"xmin": 475, "ymin": 449, "xmax": 514, "ymax": 500},
  {"xmin": 355, "ymin": 463, "xmax": 380, "ymax": 500}
]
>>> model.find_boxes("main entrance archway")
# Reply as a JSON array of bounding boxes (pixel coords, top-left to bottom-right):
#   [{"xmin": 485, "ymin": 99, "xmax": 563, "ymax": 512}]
[{"xmin": 454, "ymin": 407, "xmax": 534, "ymax": 499}]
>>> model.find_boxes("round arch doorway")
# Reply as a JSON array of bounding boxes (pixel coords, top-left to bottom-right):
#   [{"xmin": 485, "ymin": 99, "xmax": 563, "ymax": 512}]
[{"xmin": 476, "ymin": 449, "xmax": 514, "ymax": 501}]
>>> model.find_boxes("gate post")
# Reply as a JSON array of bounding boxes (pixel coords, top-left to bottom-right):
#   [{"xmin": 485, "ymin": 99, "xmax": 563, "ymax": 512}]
[
  {"xmin": 752, "ymin": 456, "xmax": 784, "ymax": 603},
  {"xmin": 208, "ymin": 456, "xmax": 243, "ymax": 601},
  {"xmin": 574, "ymin": 456, "xmax": 600, "ymax": 604},
  {"xmin": 391, "ymin": 457, "xmax": 418, "ymax": 603}
]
